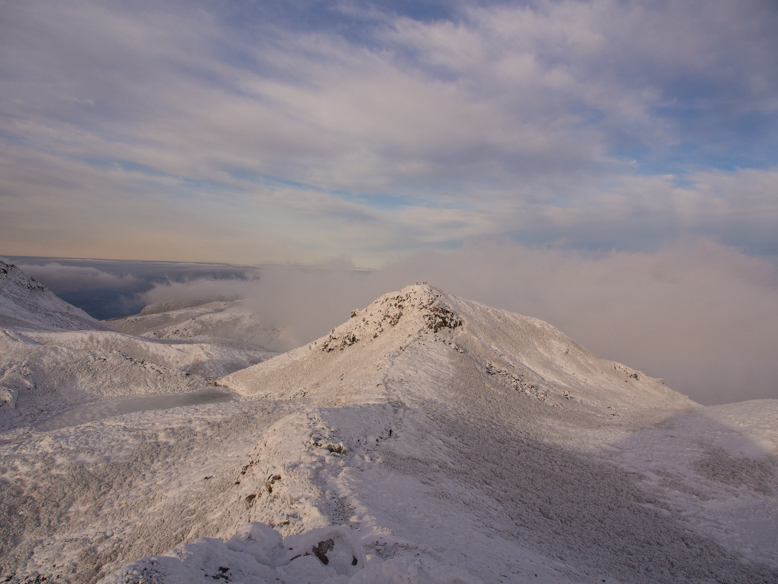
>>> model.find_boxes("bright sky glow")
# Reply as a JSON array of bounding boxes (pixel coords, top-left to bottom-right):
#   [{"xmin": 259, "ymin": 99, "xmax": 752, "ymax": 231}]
[{"xmin": 1, "ymin": 0, "xmax": 777, "ymax": 266}]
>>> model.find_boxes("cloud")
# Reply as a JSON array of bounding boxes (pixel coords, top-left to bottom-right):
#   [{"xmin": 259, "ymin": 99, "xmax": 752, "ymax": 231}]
[
  {"xmin": 141, "ymin": 276, "xmax": 257, "ymax": 307},
  {"xmin": 2, "ymin": 0, "xmax": 777, "ymax": 267},
  {"xmin": 140, "ymin": 239, "xmax": 778, "ymax": 406}
]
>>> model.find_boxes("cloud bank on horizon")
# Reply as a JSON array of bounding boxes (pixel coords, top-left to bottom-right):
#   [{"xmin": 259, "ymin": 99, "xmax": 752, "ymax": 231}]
[
  {"xmin": 1, "ymin": 0, "xmax": 777, "ymax": 265},
  {"xmin": 138, "ymin": 241, "xmax": 778, "ymax": 406}
]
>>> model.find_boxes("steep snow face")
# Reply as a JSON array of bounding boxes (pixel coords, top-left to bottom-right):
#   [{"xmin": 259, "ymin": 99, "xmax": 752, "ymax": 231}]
[
  {"xmin": 107, "ymin": 299, "xmax": 293, "ymax": 352},
  {"xmin": 0, "ymin": 260, "xmax": 111, "ymax": 332}
]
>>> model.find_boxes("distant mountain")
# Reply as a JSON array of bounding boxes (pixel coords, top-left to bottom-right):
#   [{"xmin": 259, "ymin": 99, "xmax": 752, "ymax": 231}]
[
  {"xmin": 0, "ymin": 263, "xmax": 273, "ymax": 430},
  {"xmin": 107, "ymin": 298, "xmax": 291, "ymax": 352},
  {"xmin": 0, "ymin": 260, "xmax": 112, "ymax": 331}
]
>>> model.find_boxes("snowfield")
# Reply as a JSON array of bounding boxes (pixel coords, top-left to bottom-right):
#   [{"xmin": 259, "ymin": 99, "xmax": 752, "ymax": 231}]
[{"xmin": 0, "ymin": 262, "xmax": 775, "ymax": 583}]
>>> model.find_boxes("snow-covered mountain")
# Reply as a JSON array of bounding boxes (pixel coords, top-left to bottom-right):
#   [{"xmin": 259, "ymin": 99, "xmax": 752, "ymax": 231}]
[
  {"xmin": 107, "ymin": 298, "xmax": 292, "ymax": 352},
  {"xmin": 1, "ymin": 283, "xmax": 776, "ymax": 583},
  {"xmin": 224, "ymin": 284, "xmax": 692, "ymax": 414},
  {"xmin": 0, "ymin": 264, "xmax": 274, "ymax": 430},
  {"xmin": 0, "ymin": 260, "xmax": 111, "ymax": 331}
]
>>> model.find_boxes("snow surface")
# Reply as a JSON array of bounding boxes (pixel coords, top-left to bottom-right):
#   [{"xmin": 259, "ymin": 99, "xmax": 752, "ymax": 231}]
[
  {"xmin": 0, "ymin": 261, "xmax": 111, "ymax": 332},
  {"xmin": 1, "ymin": 281, "xmax": 776, "ymax": 583},
  {"xmin": 0, "ymin": 264, "xmax": 276, "ymax": 430},
  {"xmin": 0, "ymin": 327, "xmax": 275, "ymax": 431},
  {"xmin": 107, "ymin": 299, "xmax": 293, "ymax": 352}
]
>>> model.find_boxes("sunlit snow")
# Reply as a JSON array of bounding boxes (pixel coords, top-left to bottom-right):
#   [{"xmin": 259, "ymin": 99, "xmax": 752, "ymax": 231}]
[{"xmin": 0, "ymin": 260, "xmax": 775, "ymax": 583}]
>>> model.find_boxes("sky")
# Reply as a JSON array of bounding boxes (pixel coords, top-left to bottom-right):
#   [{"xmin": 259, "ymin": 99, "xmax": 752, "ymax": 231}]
[
  {"xmin": 1, "ymin": 1, "xmax": 778, "ymax": 404},
  {"xmin": 1, "ymin": 0, "xmax": 777, "ymax": 265}
]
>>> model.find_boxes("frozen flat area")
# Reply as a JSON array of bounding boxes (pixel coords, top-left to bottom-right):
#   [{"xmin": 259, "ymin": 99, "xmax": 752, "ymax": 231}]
[
  {"xmin": 34, "ymin": 388, "xmax": 234, "ymax": 432},
  {"xmin": 0, "ymin": 281, "xmax": 776, "ymax": 583}
]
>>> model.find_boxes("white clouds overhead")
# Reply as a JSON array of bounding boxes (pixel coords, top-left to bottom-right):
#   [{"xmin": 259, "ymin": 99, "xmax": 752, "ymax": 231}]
[{"xmin": 1, "ymin": 0, "xmax": 776, "ymax": 263}]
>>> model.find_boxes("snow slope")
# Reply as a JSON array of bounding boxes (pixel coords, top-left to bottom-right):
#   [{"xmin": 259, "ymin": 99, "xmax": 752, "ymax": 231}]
[
  {"xmin": 1, "ymin": 285, "xmax": 775, "ymax": 583},
  {"xmin": 0, "ymin": 260, "xmax": 111, "ymax": 332},
  {"xmin": 0, "ymin": 266, "xmax": 274, "ymax": 431},
  {"xmin": 0, "ymin": 327, "xmax": 277, "ymax": 430},
  {"xmin": 107, "ymin": 299, "xmax": 293, "ymax": 352}
]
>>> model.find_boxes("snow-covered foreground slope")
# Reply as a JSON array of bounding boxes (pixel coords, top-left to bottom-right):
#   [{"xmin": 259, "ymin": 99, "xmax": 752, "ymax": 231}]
[{"xmin": 1, "ymin": 286, "xmax": 776, "ymax": 583}]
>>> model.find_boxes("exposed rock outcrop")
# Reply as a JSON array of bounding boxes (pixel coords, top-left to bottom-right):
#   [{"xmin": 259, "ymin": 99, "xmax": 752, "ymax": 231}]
[{"xmin": 320, "ymin": 286, "xmax": 462, "ymax": 353}]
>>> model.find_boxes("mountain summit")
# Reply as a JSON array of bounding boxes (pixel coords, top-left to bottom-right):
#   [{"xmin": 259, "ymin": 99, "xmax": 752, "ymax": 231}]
[{"xmin": 225, "ymin": 284, "xmax": 693, "ymax": 416}]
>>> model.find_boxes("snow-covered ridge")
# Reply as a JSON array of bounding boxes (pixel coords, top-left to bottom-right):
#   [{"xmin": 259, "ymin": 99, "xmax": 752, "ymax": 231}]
[
  {"xmin": 104, "ymin": 522, "xmax": 475, "ymax": 584},
  {"xmin": 2, "ymin": 281, "xmax": 776, "ymax": 583},
  {"xmin": 0, "ymin": 265, "xmax": 274, "ymax": 430},
  {"xmin": 107, "ymin": 298, "xmax": 291, "ymax": 352},
  {"xmin": 0, "ymin": 260, "xmax": 111, "ymax": 332},
  {"xmin": 98, "ymin": 284, "xmax": 776, "ymax": 584},
  {"xmin": 226, "ymin": 284, "xmax": 693, "ymax": 416}
]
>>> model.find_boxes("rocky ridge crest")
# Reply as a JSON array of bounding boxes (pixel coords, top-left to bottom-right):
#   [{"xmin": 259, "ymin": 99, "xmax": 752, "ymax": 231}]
[
  {"xmin": 320, "ymin": 285, "xmax": 462, "ymax": 353},
  {"xmin": 0, "ymin": 260, "xmax": 46, "ymax": 292}
]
